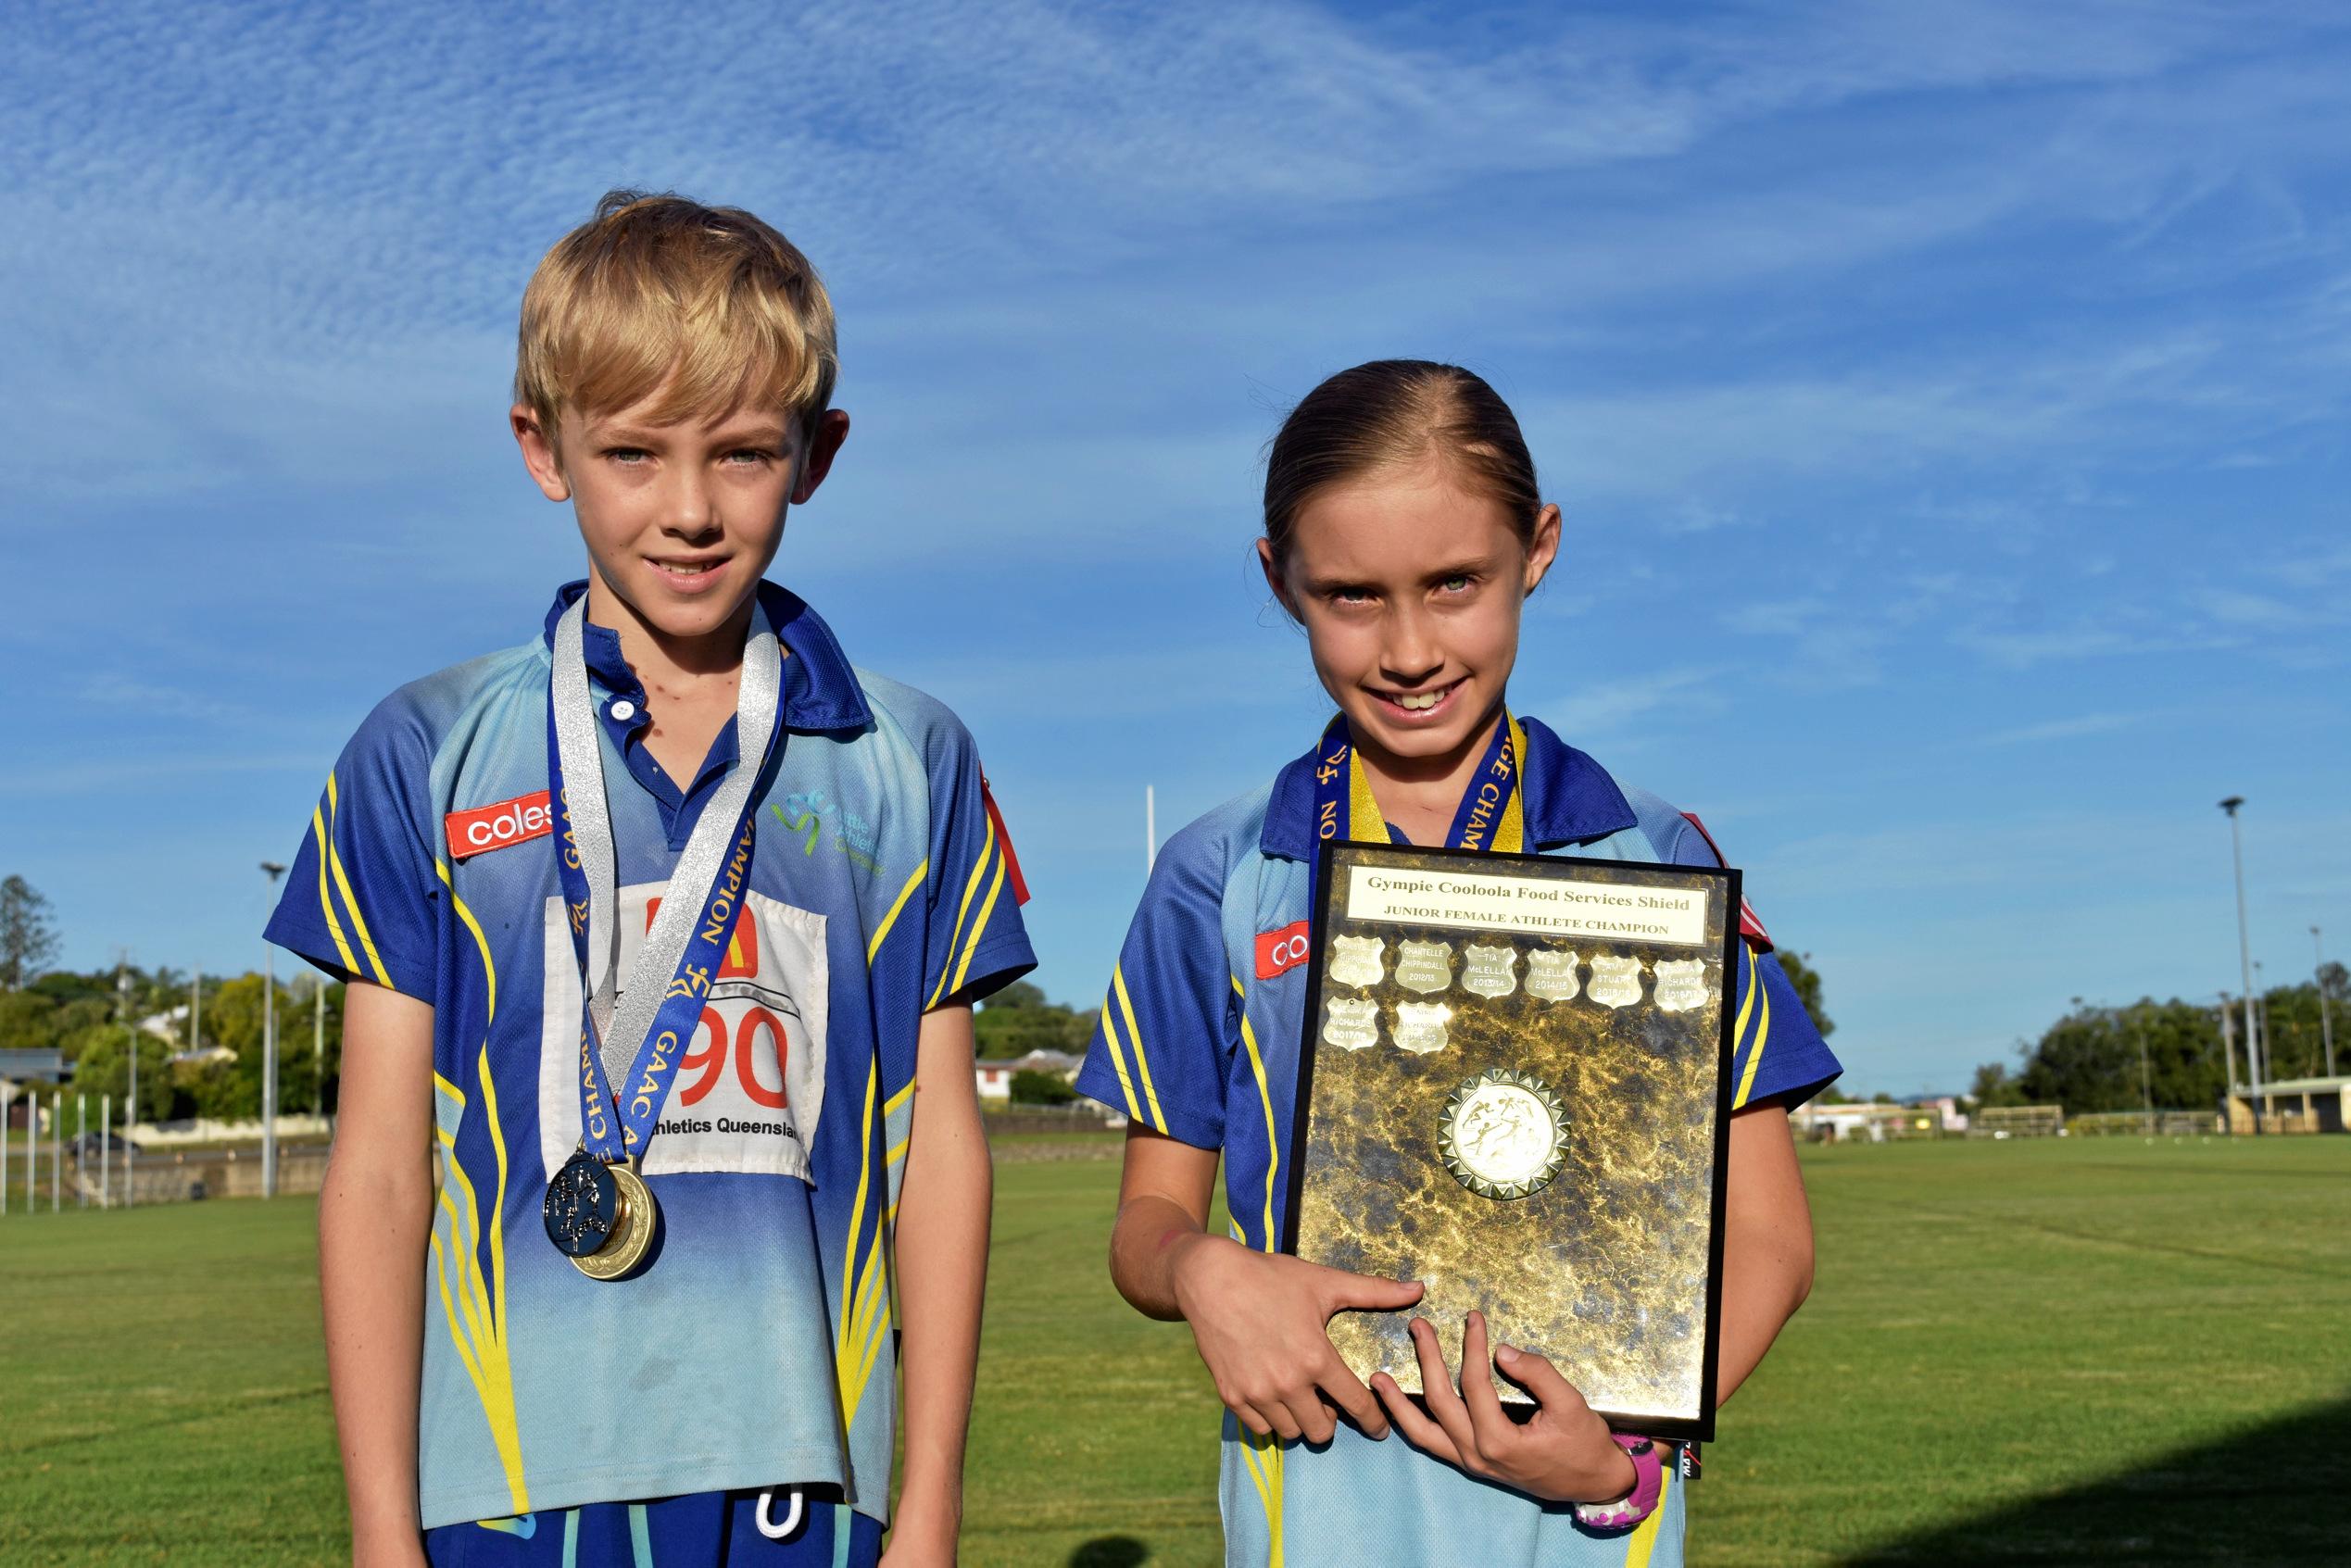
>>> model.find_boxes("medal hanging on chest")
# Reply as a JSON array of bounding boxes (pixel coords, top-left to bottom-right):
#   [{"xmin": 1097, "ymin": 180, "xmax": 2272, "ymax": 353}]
[{"xmin": 538, "ymin": 596, "xmax": 786, "ymax": 1281}]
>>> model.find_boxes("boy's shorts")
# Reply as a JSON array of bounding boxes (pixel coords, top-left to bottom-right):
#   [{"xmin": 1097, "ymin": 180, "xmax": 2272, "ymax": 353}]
[{"xmin": 423, "ymin": 1488, "xmax": 882, "ymax": 1568}]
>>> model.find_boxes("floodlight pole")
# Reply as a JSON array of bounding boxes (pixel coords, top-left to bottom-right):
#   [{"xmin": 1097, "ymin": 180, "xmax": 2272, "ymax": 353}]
[
  {"xmin": 261, "ymin": 861, "xmax": 288, "ymax": 1199},
  {"xmin": 2315, "ymin": 926, "xmax": 2336, "ymax": 1079},
  {"xmin": 99, "ymin": 1093, "xmax": 110, "ymax": 1209},
  {"xmin": 120, "ymin": 960, "xmax": 136, "ymax": 1206},
  {"xmin": 2219, "ymin": 798, "xmax": 2260, "ymax": 1134},
  {"xmin": 75, "ymin": 1095, "xmax": 85, "ymax": 1208},
  {"xmin": 2254, "ymin": 960, "xmax": 2269, "ymax": 1085},
  {"xmin": 2, "ymin": 1085, "xmax": 10, "ymax": 1215}
]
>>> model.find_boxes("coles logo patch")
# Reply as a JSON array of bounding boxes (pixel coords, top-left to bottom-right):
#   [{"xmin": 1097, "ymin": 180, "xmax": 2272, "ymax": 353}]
[
  {"xmin": 446, "ymin": 790, "xmax": 554, "ymax": 859},
  {"xmin": 1255, "ymin": 920, "xmax": 1312, "ymax": 980}
]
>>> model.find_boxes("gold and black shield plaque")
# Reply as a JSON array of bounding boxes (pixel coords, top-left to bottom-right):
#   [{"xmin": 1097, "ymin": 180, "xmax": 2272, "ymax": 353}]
[{"xmin": 1285, "ymin": 841, "xmax": 1738, "ymax": 1439}]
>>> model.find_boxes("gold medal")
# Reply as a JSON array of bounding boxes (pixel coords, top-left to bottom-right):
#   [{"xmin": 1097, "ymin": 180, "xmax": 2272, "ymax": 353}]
[{"xmin": 571, "ymin": 1162, "xmax": 658, "ymax": 1281}]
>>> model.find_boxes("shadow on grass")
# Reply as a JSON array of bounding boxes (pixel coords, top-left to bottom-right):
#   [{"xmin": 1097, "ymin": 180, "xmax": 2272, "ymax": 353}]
[
  {"xmin": 1067, "ymin": 1537, "xmax": 1149, "ymax": 1568},
  {"xmin": 1840, "ymin": 1394, "xmax": 2351, "ymax": 1566}
]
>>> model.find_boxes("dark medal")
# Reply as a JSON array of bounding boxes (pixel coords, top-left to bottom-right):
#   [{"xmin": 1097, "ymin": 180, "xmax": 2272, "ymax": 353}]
[{"xmin": 544, "ymin": 1148, "xmax": 619, "ymax": 1258}]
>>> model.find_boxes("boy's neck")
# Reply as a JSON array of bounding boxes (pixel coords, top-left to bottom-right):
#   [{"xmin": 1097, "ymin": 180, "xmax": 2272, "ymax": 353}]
[
  {"xmin": 583, "ymin": 570, "xmax": 756, "ymax": 690},
  {"xmin": 1353, "ymin": 699, "xmax": 1507, "ymax": 845}
]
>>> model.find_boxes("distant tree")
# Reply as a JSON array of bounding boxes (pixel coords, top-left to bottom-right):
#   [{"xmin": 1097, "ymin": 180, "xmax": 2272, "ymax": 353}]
[
  {"xmin": 1776, "ymin": 950, "xmax": 1833, "ymax": 1039},
  {"xmin": 1968, "ymin": 1060, "xmax": 2029, "ymax": 1110},
  {"xmin": 69, "ymin": 1026, "xmax": 174, "ymax": 1123},
  {"xmin": 1009, "ymin": 1069, "xmax": 1077, "ymax": 1106},
  {"xmin": 0, "ymin": 876, "xmax": 61, "ymax": 990},
  {"xmin": 973, "ymin": 982, "xmax": 1091, "ymax": 1060},
  {"xmin": 0, "ymin": 990, "xmax": 59, "ymax": 1053}
]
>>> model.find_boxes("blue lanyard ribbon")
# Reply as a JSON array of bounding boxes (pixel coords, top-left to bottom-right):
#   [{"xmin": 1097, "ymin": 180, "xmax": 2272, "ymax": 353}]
[
  {"xmin": 547, "ymin": 599, "xmax": 785, "ymax": 1164},
  {"xmin": 1309, "ymin": 709, "xmax": 1527, "ymax": 859}
]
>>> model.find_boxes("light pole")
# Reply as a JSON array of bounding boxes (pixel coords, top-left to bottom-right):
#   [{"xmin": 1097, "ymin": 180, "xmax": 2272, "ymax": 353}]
[
  {"xmin": 260, "ymin": 860, "xmax": 288, "ymax": 1198},
  {"xmin": 2219, "ymin": 797, "xmax": 2258, "ymax": 1133},
  {"xmin": 118, "ymin": 959, "xmax": 136, "ymax": 1205},
  {"xmin": 2315, "ymin": 926, "xmax": 2337, "ymax": 1079},
  {"xmin": 2254, "ymin": 960, "xmax": 2269, "ymax": 1084}
]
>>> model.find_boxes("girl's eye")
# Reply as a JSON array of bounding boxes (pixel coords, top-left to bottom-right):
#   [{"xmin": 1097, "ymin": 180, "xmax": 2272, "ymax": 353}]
[
  {"xmin": 1332, "ymin": 587, "xmax": 1375, "ymax": 606},
  {"xmin": 1439, "ymin": 573, "xmax": 1474, "ymax": 595}
]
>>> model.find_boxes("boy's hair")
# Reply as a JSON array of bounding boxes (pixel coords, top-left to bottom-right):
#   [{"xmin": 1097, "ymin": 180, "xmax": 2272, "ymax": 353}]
[
  {"xmin": 516, "ymin": 190, "xmax": 838, "ymax": 451},
  {"xmin": 1262, "ymin": 360, "xmax": 1541, "ymax": 571}
]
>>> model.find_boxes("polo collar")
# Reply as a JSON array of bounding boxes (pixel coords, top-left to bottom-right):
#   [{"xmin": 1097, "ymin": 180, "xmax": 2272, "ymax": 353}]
[
  {"xmin": 541, "ymin": 580, "xmax": 873, "ymax": 733},
  {"xmin": 1260, "ymin": 712, "xmax": 1636, "ymax": 860}
]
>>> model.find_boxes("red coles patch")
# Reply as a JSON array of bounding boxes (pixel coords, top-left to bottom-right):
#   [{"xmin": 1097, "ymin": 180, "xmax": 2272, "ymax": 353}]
[
  {"xmin": 446, "ymin": 790, "xmax": 555, "ymax": 860},
  {"xmin": 1678, "ymin": 811, "xmax": 1774, "ymax": 950},
  {"xmin": 1256, "ymin": 920, "xmax": 1312, "ymax": 979}
]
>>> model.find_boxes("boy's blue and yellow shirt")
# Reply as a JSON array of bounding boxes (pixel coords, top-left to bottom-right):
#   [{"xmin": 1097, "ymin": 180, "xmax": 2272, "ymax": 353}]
[
  {"xmin": 1075, "ymin": 715, "xmax": 1838, "ymax": 1568},
  {"xmin": 266, "ymin": 581, "xmax": 1033, "ymax": 1531}
]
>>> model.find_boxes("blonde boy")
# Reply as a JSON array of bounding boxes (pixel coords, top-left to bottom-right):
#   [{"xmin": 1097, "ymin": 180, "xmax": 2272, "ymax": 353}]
[{"xmin": 268, "ymin": 192, "xmax": 1031, "ymax": 1568}]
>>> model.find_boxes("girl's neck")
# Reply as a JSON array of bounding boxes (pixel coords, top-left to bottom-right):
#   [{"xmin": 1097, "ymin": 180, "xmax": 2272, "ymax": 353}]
[{"xmin": 1352, "ymin": 699, "xmax": 1506, "ymax": 846}]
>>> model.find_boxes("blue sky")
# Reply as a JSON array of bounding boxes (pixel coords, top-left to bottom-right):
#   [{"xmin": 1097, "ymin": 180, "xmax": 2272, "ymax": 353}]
[{"xmin": 5, "ymin": 1, "xmax": 2349, "ymax": 1094}]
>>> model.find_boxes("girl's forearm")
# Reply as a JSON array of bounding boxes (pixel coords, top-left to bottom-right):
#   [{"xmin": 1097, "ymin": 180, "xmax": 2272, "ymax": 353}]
[
  {"xmin": 1715, "ymin": 1103, "xmax": 1816, "ymax": 1403},
  {"xmin": 1109, "ymin": 1194, "xmax": 1222, "ymax": 1321},
  {"xmin": 319, "ymin": 1140, "xmax": 433, "ymax": 1564}
]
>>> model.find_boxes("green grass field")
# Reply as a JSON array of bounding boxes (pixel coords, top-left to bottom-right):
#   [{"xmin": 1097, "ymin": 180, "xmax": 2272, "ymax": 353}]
[{"xmin": 4, "ymin": 1137, "xmax": 2345, "ymax": 1566}]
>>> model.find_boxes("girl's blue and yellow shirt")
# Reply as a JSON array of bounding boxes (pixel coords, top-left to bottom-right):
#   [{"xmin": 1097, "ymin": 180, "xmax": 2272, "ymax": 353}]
[
  {"xmin": 1075, "ymin": 716, "xmax": 1838, "ymax": 1568},
  {"xmin": 265, "ymin": 581, "xmax": 1033, "ymax": 1532}
]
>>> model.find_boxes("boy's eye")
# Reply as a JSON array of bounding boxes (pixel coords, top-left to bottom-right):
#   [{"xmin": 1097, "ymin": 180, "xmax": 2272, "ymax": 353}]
[
  {"xmin": 723, "ymin": 448, "xmax": 774, "ymax": 466},
  {"xmin": 1439, "ymin": 573, "xmax": 1474, "ymax": 594},
  {"xmin": 605, "ymin": 447, "xmax": 649, "ymax": 465}
]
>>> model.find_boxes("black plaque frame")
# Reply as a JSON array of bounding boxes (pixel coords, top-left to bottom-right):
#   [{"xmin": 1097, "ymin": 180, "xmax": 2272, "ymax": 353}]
[{"xmin": 1280, "ymin": 838, "xmax": 1739, "ymax": 1442}]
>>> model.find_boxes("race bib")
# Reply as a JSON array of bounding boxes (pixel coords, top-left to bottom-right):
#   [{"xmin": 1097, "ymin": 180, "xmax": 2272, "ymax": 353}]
[{"xmin": 539, "ymin": 884, "xmax": 831, "ymax": 1181}]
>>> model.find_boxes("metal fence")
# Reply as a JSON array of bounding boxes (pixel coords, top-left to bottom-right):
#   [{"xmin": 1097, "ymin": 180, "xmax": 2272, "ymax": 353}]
[{"xmin": 0, "ymin": 1144, "xmax": 330, "ymax": 1211}]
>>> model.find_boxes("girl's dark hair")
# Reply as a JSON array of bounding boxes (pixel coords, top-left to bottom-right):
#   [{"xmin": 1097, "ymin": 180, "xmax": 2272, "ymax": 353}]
[{"xmin": 1262, "ymin": 360, "xmax": 1541, "ymax": 571}]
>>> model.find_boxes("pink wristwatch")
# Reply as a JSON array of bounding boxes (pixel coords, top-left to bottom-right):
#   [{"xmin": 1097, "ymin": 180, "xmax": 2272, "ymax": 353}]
[{"xmin": 1572, "ymin": 1435, "xmax": 1664, "ymax": 1531}]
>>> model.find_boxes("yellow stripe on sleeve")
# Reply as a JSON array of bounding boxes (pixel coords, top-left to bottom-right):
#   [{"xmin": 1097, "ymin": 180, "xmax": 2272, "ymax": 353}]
[
  {"xmin": 1112, "ymin": 966, "xmax": 1168, "ymax": 1134},
  {"xmin": 1733, "ymin": 943, "xmax": 1772, "ymax": 1110},
  {"xmin": 323, "ymin": 771, "xmax": 394, "ymax": 987},
  {"xmin": 1096, "ymin": 995, "xmax": 1144, "ymax": 1121},
  {"xmin": 949, "ymin": 846, "xmax": 1008, "ymax": 997},
  {"xmin": 311, "ymin": 804, "xmax": 359, "ymax": 973},
  {"xmin": 926, "ymin": 817, "xmax": 999, "ymax": 1008}
]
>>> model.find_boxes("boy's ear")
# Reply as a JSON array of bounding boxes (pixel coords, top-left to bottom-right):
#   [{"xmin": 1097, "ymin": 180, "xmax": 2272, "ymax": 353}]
[
  {"xmin": 790, "ymin": 409, "xmax": 852, "ymax": 505},
  {"xmin": 511, "ymin": 404, "xmax": 572, "ymax": 503},
  {"xmin": 1256, "ymin": 537, "xmax": 1298, "ymax": 619},
  {"xmin": 1522, "ymin": 503, "xmax": 1563, "ymax": 596}
]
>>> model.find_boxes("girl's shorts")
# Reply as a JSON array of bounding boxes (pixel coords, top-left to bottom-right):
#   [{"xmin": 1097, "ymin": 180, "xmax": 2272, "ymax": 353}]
[{"xmin": 424, "ymin": 1487, "xmax": 882, "ymax": 1568}]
